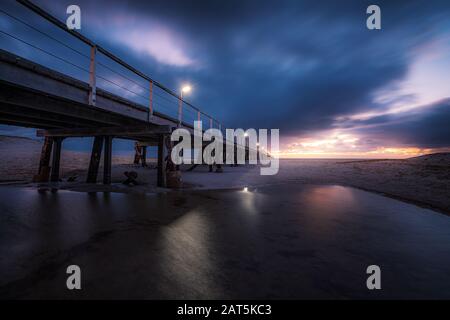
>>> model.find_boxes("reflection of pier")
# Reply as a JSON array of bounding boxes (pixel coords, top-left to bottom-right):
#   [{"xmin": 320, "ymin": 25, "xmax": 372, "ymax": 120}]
[{"xmin": 0, "ymin": 0, "xmax": 229, "ymax": 187}]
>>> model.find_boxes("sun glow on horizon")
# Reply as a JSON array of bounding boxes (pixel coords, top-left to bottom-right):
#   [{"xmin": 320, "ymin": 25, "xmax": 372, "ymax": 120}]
[
  {"xmin": 274, "ymin": 148, "xmax": 445, "ymax": 159},
  {"xmin": 279, "ymin": 131, "xmax": 449, "ymax": 159}
]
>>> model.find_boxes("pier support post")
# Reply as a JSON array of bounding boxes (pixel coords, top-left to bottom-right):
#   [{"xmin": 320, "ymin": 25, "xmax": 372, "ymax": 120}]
[
  {"xmin": 208, "ymin": 146, "xmax": 215, "ymax": 172},
  {"xmin": 86, "ymin": 136, "xmax": 104, "ymax": 183},
  {"xmin": 133, "ymin": 142, "xmax": 141, "ymax": 165},
  {"xmin": 157, "ymin": 134, "xmax": 168, "ymax": 187},
  {"xmin": 234, "ymin": 144, "xmax": 239, "ymax": 167},
  {"xmin": 50, "ymin": 137, "xmax": 63, "ymax": 182},
  {"xmin": 142, "ymin": 146, "xmax": 147, "ymax": 167},
  {"xmin": 34, "ymin": 137, "xmax": 53, "ymax": 182},
  {"xmin": 103, "ymin": 136, "xmax": 112, "ymax": 184}
]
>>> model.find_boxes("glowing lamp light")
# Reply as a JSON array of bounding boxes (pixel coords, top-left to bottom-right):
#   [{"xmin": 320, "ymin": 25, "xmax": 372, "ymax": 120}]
[
  {"xmin": 243, "ymin": 187, "xmax": 248, "ymax": 192},
  {"xmin": 181, "ymin": 85, "xmax": 191, "ymax": 93}
]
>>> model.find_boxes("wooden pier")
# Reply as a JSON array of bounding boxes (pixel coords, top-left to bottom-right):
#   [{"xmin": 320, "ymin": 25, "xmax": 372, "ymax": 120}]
[
  {"xmin": 0, "ymin": 48, "xmax": 186, "ymax": 187},
  {"xmin": 0, "ymin": 1, "xmax": 256, "ymax": 188}
]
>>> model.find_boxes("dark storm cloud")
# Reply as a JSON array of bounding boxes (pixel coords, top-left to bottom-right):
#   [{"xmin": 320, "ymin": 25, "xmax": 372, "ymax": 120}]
[
  {"xmin": 77, "ymin": 0, "xmax": 450, "ymax": 137},
  {"xmin": 3, "ymin": 0, "xmax": 450, "ymax": 148},
  {"xmin": 353, "ymin": 99, "xmax": 450, "ymax": 148}
]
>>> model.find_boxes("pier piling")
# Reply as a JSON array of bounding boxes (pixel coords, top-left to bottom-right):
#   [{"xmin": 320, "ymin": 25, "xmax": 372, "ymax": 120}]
[
  {"xmin": 87, "ymin": 136, "xmax": 104, "ymax": 183},
  {"xmin": 50, "ymin": 137, "xmax": 63, "ymax": 182},
  {"xmin": 157, "ymin": 134, "xmax": 168, "ymax": 187},
  {"xmin": 34, "ymin": 137, "xmax": 53, "ymax": 182},
  {"xmin": 103, "ymin": 136, "xmax": 112, "ymax": 185}
]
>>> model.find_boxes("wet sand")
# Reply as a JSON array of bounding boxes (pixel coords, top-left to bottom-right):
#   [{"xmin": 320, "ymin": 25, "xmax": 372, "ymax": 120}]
[{"xmin": 1, "ymin": 184, "xmax": 450, "ymax": 299}]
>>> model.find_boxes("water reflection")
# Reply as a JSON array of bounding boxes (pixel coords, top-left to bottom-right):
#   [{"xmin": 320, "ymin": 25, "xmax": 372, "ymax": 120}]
[{"xmin": 1, "ymin": 184, "xmax": 450, "ymax": 299}]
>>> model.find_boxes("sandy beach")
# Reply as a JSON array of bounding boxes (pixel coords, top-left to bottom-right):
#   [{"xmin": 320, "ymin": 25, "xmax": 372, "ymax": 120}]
[{"xmin": 1, "ymin": 135, "xmax": 449, "ymax": 214}]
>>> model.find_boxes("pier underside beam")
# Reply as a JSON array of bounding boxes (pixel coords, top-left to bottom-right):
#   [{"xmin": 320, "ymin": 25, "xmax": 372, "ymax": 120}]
[{"xmin": 37, "ymin": 125, "xmax": 171, "ymax": 138}]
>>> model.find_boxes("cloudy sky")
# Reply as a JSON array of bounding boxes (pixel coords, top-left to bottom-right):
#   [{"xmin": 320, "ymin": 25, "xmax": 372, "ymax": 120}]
[{"xmin": 1, "ymin": 0, "xmax": 450, "ymax": 158}]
